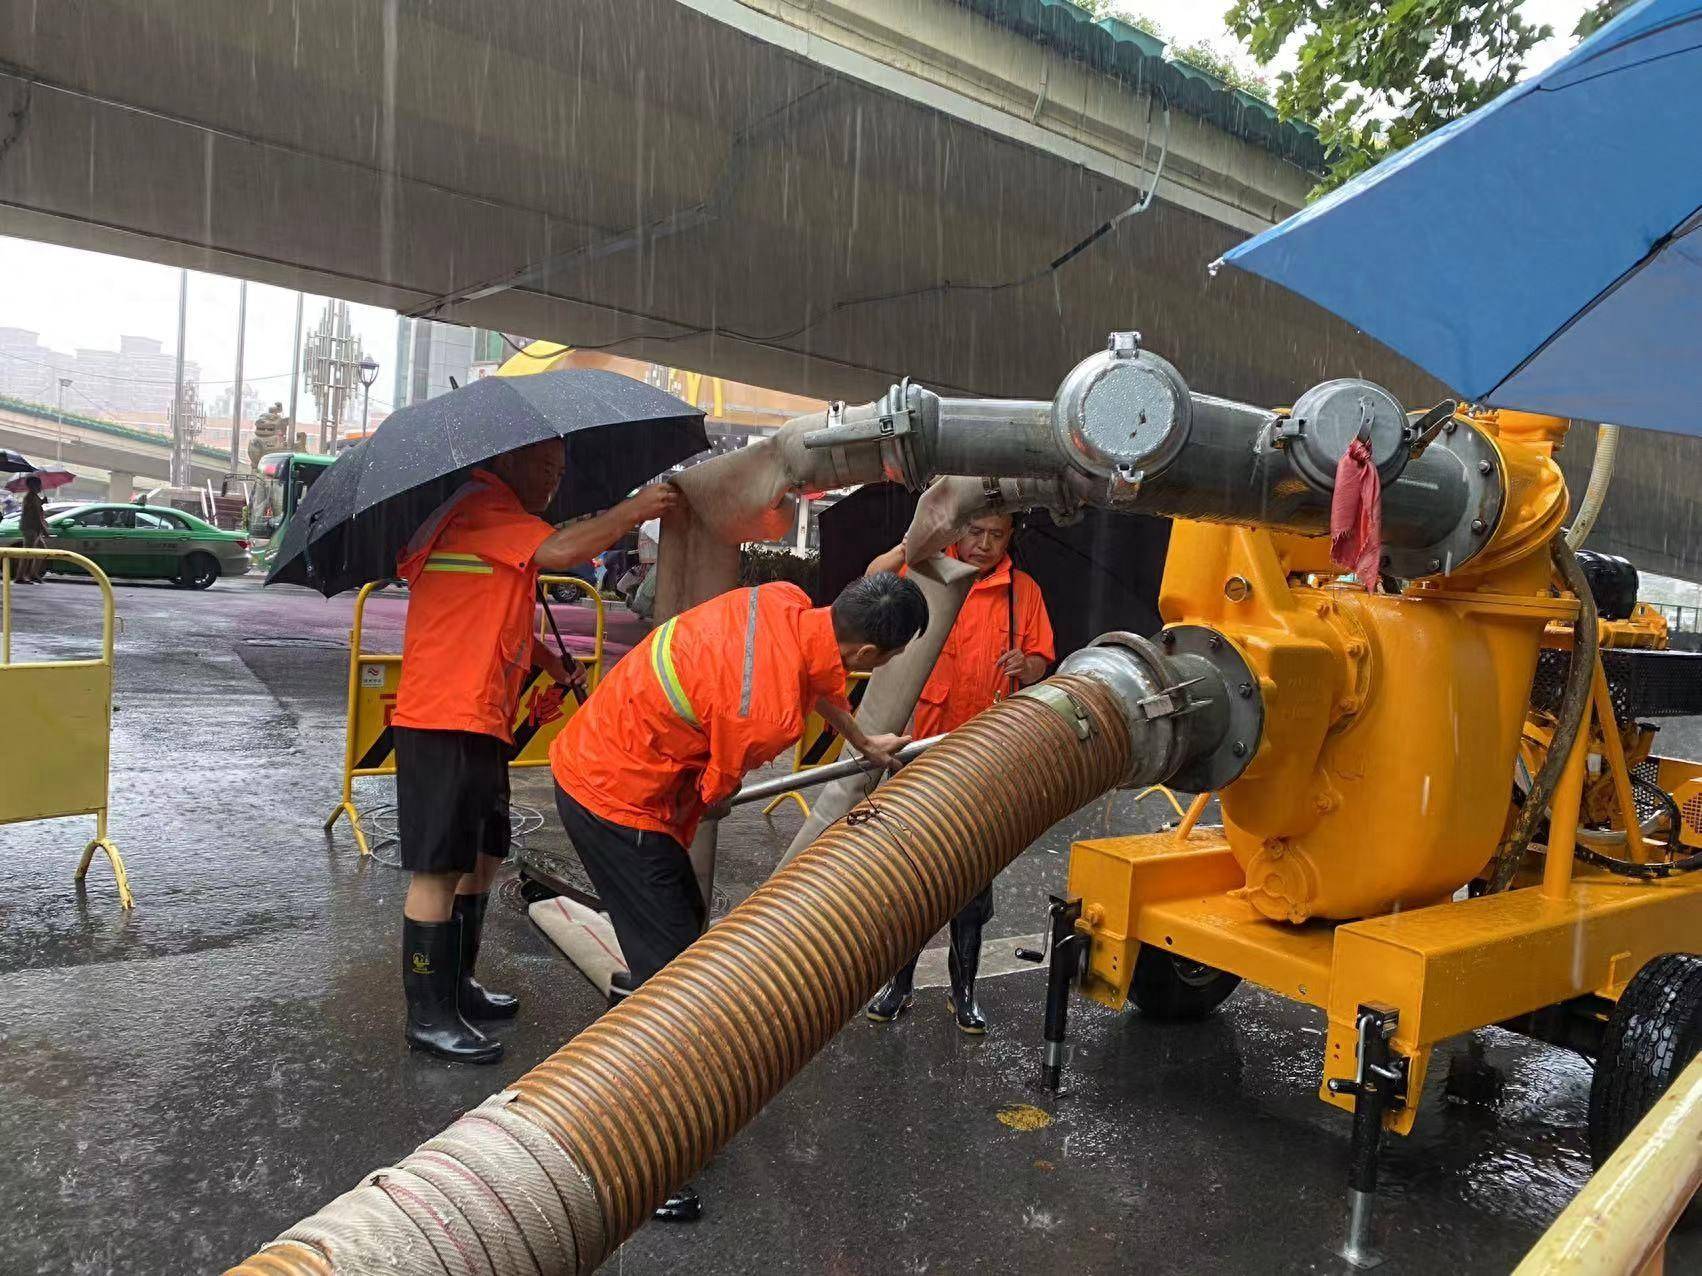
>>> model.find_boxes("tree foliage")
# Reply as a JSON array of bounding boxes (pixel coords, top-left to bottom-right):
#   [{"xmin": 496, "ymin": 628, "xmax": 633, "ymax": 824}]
[
  {"xmin": 1227, "ymin": 0, "xmax": 1635, "ymax": 193},
  {"xmin": 1077, "ymin": 2, "xmax": 1272, "ymax": 98}
]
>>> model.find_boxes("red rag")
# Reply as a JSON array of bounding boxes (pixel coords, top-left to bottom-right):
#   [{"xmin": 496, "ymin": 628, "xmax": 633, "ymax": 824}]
[{"xmin": 1330, "ymin": 437, "xmax": 1383, "ymax": 587}]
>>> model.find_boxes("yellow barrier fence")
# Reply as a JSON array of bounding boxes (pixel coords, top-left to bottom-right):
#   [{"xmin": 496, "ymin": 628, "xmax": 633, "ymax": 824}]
[
  {"xmin": 324, "ymin": 575, "xmax": 607, "ymax": 855},
  {"xmin": 1514, "ymin": 1051, "xmax": 1702, "ymax": 1276},
  {"xmin": 0, "ymin": 548, "xmax": 132, "ymax": 908},
  {"xmin": 760, "ymin": 672, "xmax": 871, "ymax": 818}
]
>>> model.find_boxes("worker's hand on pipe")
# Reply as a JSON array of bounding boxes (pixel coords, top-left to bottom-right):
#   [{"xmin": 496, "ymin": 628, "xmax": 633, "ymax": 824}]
[
  {"xmin": 866, "ymin": 544, "xmax": 906, "ymax": 576},
  {"xmin": 859, "ymin": 732, "xmax": 912, "ymax": 773},
  {"xmin": 996, "ymin": 648, "xmax": 1047, "ymax": 686},
  {"xmin": 621, "ymin": 481, "xmax": 683, "ymax": 524}
]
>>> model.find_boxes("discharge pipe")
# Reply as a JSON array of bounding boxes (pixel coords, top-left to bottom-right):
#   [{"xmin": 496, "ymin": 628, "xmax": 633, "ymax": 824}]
[{"xmin": 227, "ymin": 633, "xmax": 1259, "ymax": 1275}]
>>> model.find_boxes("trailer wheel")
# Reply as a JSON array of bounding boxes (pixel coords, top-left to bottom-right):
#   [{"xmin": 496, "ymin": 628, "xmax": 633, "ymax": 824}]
[
  {"xmin": 1130, "ymin": 945, "xmax": 1241, "ymax": 1021},
  {"xmin": 1588, "ymin": 952, "xmax": 1702, "ymax": 1228}
]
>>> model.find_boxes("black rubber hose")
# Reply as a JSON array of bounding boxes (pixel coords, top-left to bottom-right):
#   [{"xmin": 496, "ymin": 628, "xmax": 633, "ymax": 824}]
[{"xmin": 1487, "ymin": 536, "xmax": 1600, "ymax": 892}]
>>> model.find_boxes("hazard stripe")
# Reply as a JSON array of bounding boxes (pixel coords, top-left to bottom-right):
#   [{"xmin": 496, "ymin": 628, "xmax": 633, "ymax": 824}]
[
  {"xmin": 799, "ymin": 676, "xmax": 871, "ymax": 766},
  {"xmin": 356, "ymin": 726, "xmax": 395, "ymax": 772}
]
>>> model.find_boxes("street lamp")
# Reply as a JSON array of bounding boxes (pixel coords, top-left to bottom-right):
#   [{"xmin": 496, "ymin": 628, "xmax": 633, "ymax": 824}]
[
  {"xmin": 358, "ymin": 354, "xmax": 380, "ymax": 440},
  {"xmin": 55, "ymin": 377, "xmax": 72, "ymax": 461}
]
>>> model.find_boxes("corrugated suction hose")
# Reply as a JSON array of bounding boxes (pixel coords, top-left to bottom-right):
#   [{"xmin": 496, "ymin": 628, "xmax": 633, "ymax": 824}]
[{"xmin": 227, "ymin": 674, "xmax": 1133, "ymax": 1275}]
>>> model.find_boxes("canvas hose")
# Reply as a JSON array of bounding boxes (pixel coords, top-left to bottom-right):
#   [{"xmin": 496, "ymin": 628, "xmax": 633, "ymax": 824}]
[{"xmin": 227, "ymin": 673, "xmax": 1134, "ymax": 1275}]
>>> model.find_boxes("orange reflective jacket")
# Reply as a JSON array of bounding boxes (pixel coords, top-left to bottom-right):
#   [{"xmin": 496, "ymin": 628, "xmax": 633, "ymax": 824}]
[
  {"xmin": 551, "ymin": 582, "xmax": 850, "ymax": 845},
  {"xmin": 915, "ymin": 550, "xmax": 1054, "ymax": 739},
  {"xmin": 392, "ymin": 471, "xmax": 554, "ymax": 743}
]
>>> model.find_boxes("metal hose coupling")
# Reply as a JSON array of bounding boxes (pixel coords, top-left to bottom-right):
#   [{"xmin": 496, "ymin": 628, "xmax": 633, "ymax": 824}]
[{"xmin": 227, "ymin": 644, "xmax": 1252, "ymax": 1276}]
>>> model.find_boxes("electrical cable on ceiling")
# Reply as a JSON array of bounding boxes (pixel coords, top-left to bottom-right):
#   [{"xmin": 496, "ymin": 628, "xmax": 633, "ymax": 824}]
[{"xmin": 530, "ymin": 100, "xmax": 1173, "ymax": 357}]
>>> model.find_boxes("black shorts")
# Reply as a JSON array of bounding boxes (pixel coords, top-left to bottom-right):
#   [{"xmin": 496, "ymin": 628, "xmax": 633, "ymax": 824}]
[
  {"xmin": 394, "ymin": 727, "xmax": 513, "ymax": 875},
  {"xmin": 554, "ymin": 785, "xmax": 705, "ymax": 987}
]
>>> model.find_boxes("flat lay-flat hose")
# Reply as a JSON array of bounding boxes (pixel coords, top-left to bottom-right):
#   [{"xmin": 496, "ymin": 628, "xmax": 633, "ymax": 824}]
[{"xmin": 227, "ymin": 674, "xmax": 1132, "ymax": 1275}]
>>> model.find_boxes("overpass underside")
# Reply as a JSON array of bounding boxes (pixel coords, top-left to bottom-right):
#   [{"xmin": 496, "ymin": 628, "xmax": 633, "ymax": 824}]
[{"xmin": 0, "ymin": 0, "xmax": 1444, "ymax": 410}]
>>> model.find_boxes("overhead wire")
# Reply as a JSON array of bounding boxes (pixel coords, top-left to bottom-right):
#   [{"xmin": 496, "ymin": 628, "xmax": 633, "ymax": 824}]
[{"xmin": 520, "ymin": 99, "xmax": 1173, "ymax": 357}]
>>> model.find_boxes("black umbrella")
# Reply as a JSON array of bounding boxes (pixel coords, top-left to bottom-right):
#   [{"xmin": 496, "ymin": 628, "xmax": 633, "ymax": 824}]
[
  {"xmin": 816, "ymin": 485, "xmax": 1170, "ymax": 658},
  {"xmin": 266, "ymin": 370, "xmax": 707, "ymax": 596},
  {"xmin": 0, "ymin": 449, "xmax": 35, "ymax": 473}
]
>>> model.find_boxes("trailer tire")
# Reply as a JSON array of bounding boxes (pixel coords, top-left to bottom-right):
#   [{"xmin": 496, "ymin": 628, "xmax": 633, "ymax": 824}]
[
  {"xmin": 1588, "ymin": 951, "xmax": 1702, "ymax": 1229},
  {"xmin": 1130, "ymin": 945, "xmax": 1240, "ymax": 1021}
]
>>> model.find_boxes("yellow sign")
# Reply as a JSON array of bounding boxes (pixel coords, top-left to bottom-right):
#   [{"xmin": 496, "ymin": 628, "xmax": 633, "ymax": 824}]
[
  {"xmin": 326, "ymin": 575, "xmax": 607, "ymax": 855},
  {"xmin": 0, "ymin": 548, "xmax": 132, "ymax": 908}
]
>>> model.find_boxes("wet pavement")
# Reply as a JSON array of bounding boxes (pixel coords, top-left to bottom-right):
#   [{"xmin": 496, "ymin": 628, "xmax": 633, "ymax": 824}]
[{"xmin": 1, "ymin": 574, "xmax": 1698, "ymax": 1275}]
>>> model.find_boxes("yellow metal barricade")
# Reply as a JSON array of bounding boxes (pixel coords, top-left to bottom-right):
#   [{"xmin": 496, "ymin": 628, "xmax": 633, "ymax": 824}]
[
  {"xmin": 760, "ymin": 671, "xmax": 871, "ymax": 818},
  {"xmin": 1515, "ymin": 1051, "xmax": 1702, "ymax": 1276},
  {"xmin": 0, "ymin": 548, "xmax": 132, "ymax": 908},
  {"xmin": 324, "ymin": 575, "xmax": 607, "ymax": 855}
]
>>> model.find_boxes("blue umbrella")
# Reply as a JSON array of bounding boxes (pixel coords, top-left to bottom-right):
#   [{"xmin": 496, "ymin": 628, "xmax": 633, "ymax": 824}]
[{"xmin": 1221, "ymin": 0, "xmax": 1702, "ymax": 435}]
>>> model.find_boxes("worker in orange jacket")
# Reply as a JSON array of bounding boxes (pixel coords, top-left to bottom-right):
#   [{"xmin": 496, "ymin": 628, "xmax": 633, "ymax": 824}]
[
  {"xmin": 392, "ymin": 438, "xmax": 678, "ymax": 1065},
  {"xmin": 550, "ymin": 570, "xmax": 926, "ymax": 1222},
  {"xmin": 865, "ymin": 512, "xmax": 1055, "ymax": 1032}
]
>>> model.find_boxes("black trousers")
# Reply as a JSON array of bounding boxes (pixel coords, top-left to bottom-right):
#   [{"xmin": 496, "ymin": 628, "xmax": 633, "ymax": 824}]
[{"xmin": 554, "ymin": 785, "xmax": 705, "ymax": 987}]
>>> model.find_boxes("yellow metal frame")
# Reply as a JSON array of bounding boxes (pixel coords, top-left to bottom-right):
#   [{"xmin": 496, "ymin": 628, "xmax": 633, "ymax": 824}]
[
  {"xmin": 0, "ymin": 548, "xmax": 133, "ymax": 908},
  {"xmin": 1515, "ymin": 1052, "xmax": 1702, "ymax": 1276},
  {"xmin": 324, "ymin": 574, "xmax": 607, "ymax": 855},
  {"xmin": 759, "ymin": 672, "xmax": 871, "ymax": 819},
  {"xmin": 1071, "ymin": 643, "xmax": 1702, "ymax": 1137}
]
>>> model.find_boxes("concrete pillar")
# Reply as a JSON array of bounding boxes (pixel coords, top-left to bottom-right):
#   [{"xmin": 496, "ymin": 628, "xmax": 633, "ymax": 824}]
[{"xmin": 108, "ymin": 470, "xmax": 136, "ymax": 502}]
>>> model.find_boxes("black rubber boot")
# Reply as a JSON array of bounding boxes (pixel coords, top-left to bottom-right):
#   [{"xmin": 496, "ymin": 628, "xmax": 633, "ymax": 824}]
[
  {"xmin": 653, "ymin": 1184, "xmax": 703, "ymax": 1222},
  {"xmin": 947, "ymin": 911, "xmax": 987, "ymax": 1035},
  {"xmin": 453, "ymin": 892, "xmax": 519, "ymax": 1021},
  {"xmin": 403, "ymin": 918, "xmax": 503, "ymax": 1064},
  {"xmin": 866, "ymin": 957, "xmax": 918, "ymax": 1023}
]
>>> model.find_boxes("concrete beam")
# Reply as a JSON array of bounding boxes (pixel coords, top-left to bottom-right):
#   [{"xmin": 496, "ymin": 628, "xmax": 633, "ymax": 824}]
[{"xmin": 0, "ymin": 0, "xmax": 1443, "ymax": 412}]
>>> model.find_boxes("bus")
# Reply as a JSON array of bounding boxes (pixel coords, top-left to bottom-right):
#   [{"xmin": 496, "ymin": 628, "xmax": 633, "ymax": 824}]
[{"xmin": 249, "ymin": 451, "xmax": 335, "ymax": 571}]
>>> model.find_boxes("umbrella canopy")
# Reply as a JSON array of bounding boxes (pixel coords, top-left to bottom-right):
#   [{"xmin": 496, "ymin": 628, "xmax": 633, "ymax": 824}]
[
  {"xmin": 6, "ymin": 466, "xmax": 75, "ymax": 493},
  {"xmin": 267, "ymin": 369, "xmax": 707, "ymax": 596},
  {"xmin": 0, "ymin": 449, "xmax": 35, "ymax": 474},
  {"xmin": 1220, "ymin": 0, "xmax": 1702, "ymax": 436}
]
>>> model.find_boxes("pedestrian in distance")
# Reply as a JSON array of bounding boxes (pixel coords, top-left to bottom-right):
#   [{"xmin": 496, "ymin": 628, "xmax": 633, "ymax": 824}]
[
  {"xmin": 864, "ymin": 511, "xmax": 1055, "ymax": 1033},
  {"xmin": 391, "ymin": 437, "xmax": 678, "ymax": 1066},
  {"xmin": 17, "ymin": 475, "xmax": 49, "ymax": 584},
  {"xmin": 548, "ymin": 569, "xmax": 928, "ymax": 1221}
]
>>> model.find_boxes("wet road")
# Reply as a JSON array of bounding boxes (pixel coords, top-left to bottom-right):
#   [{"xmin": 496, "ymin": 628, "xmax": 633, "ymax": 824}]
[{"xmin": 1, "ymin": 574, "xmax": 1696, "ymax": 1274}]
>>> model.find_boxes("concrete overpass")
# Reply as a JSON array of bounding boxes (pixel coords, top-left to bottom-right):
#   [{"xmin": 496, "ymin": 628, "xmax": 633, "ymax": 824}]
[
  {"xmin": 0, "ymin": 0, "xmax": 1445, "ymax": 411},
  {"xmin": 0, "ymin": 397, "xmax": 230, "ymax": 496}
]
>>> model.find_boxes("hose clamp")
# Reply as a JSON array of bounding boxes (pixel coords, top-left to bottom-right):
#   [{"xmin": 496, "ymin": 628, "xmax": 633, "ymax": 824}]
[{"xmin": 1013, "ymin": 683, "xmax": 1092, "ymax": 740}]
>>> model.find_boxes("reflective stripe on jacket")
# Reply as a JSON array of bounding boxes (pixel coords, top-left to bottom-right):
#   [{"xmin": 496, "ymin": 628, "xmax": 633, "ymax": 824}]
[
  {"xmin": 551, "ymin": 582, "xmax": 849, "ymax": 846},
  {"xmin": 392, "ymin": 471, "xmax": 555, "ymax": 742}
]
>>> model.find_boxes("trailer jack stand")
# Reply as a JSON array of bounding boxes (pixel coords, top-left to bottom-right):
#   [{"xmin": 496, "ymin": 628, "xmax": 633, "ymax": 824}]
[
  {"xmin": 1327, "ymin": 1004, "xmax": 1407, "ymax": 1270},
  {"xmin": 1016, "ymin": 895, "xmax": 1086, "ymax": 1091}
]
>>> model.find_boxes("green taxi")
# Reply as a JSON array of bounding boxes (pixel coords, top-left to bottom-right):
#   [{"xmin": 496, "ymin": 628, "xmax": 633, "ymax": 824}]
[{"xmin": 0, "ymin": 502, "xmax": 252, "ymax": 588}]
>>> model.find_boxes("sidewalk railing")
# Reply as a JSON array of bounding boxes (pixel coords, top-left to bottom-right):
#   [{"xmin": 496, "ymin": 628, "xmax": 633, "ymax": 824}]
[
  {"xmin": 1514, "ymin": 1052, "xmax": 1702, "ymax": 1276},
  {"xmin": 0, "ymin": 547, "xmax": 132, "ymax": 908},
  {"xmin": 325, "ymin": 575, "xmax": 607, "ymax": 855}
]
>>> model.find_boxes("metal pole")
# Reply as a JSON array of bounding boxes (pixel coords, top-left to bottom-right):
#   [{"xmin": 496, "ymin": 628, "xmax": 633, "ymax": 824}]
[
  {"xmin": 171, "ymin": 268, "xmax": 189, "ymax": 488},
  {"xmin": 362, "ymin": 381, "xmax": 371, "ymax": 436},
  {"xmin": 228, "ymin": 281, "xmax": 247, "ymax": 473},
  {"xmin": 286, "ymin": 291, "xmax": 304, "ymax": 450},
  {"xmin": 727, "ymin": 735, "xmax": 942, "ymax": 808},
  {"xmin": 55, "ymin": 377, "xmax": 69, "ymax": 462}
]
